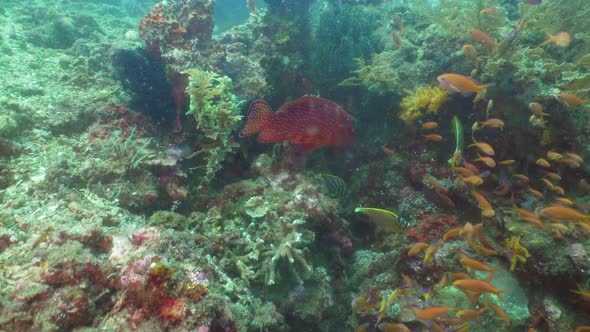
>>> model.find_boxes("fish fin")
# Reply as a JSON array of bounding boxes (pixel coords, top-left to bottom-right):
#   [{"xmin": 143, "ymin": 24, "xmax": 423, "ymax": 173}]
[
  {"xmin": 474, "ymin": 84, "xmax": 494, "ymax": 103},
  {"xmin": 240, "ymin": 100, "xmax": 273, "ymax": 137},
  {"xmin": 539, "ymin": 33, "xmax": 554, "ymax": 46}
]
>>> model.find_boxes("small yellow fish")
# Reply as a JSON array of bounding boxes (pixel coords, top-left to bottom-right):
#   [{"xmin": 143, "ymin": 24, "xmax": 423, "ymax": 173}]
[
  {"xmin": 540, "ymin": 32, "xmax": 571, "ymax": 48},
  {"xmin": 474, "ymin": 155, "xmax": 496, "ymax": 168},
  {"xmin": 468, "ymin": 142, "xmax": 495, "ymax": 156},
  {"xmin": 536, "ymin": 158, "xmax": 551, "ymax": 168},
  {"xmin": 461, "ymin": 175, "xmax": 484, "ymax": 186}
]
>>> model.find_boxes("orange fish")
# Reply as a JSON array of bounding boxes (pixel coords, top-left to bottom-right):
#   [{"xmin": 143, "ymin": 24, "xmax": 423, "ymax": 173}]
[
  {"xmin": 541, "ymin": 178, "xmax": 554, "ymax": 189},
  {"xmin": 479, "ymin": 7, "xmax": 497, "ymax": 15},
  {"xmin": 461, "ymin": 175, "xmax": 484, "ymax": 186},
  {"xmin": 443, "ymin": 227, "xmax": 464, "ymax": 241},
  {"xmin": 424, "ymin": 245, "xmax": 437, "ymax": 264},
  {"xmin": 544, "ymin": 172, "xmax": 561, "ymax": 181},
  {"xmin": 453, "ymin": 166, "xmax": 475, "ymax": 177},
  {"xmin": 423, "ymin": 134, "xmax": 443, "ymax": 142},
  {"xmin": 556, "ymin": 196, "xmax": 573, "ymax": 207},
  {"xmin": 478, "ymin": 118, "xmax": 504, "ymax": 129},
  {"xmin": 536, "ymin": 158, "xmax": 551, "ymax": 168},
  {"xmin": 456, "ymin": 308, "xmax": 486, "ymax": 321},
  {"xmin": 377, "ymin": 323, "xmax": 410, "ymax": 332},
  {"xmin": 472, "ymin": 190, "xmax": 495, "ymax": 217},
  {"xmin": 556, "ymin": 158, "xmax": 581, "ymax": 168},
  {"xmin": 415, "ymin": 306, "xmax": 453, "ymax": 320},
  {"xmin": 540, "ymin": 32, "xmax": 571, "ymax": 48},
  {"xmin": 470, "ymin": 29, "xmax": 497, "ymax": 52},
  {"xmin": 513, "ymin": 174, "xmax": 529, "ymax": 182},
  {"xmin": 529, "ymin": 102, "xmax": 549, "ymax": 120},
  {"xmin": 528, "ymin": 188, "xmax": 544, "ymax": 199},
  {"xmin": 546, "ymin": 151, "xmax": 562, "ymax": 161},
  {"xmin": 474, "ymin": 155, "xmax": 496, "ymax": 168},
  {"xmin": 459, "ymin": 253, "xmax": 495, "ymax": 276},
  {"xmin": 408, "ymin": 242, "xmax": 429, "ymax": 257},
  {"xmin": 453, "ymin": 279, "xmax": 504, "ymax": 299},
  {"xmin": 565, "ymin": 152, "xmax": 584, "ymax": 163},
  {"xmin": 469, "ymin": 142, "xmax": 495, "ymax": 156},
  {"xmin": 383, "ymin": 145, "xmax": 396, "ymax": 155},
  {"xmin": 499, "ymin": 159, "xmax": 515, "ymax": 166},
  {"xmin": 463, "ymin": 160, "xmax": 481, "ymax": 175},
  {"xmin": 437, "ymin": 73, "xmax": 493, "ymax": 103},
  {"xmin": 422, "ymin": 121, "xmax": 439, "ymax": 130},
  {"xmin": 555, "ymin": 93, "xmax": 585, "ymax": 107},
  {"xmin": 449, "ymin": 272, "xmax": 472, "ymax": 281},
  {"xmin": 573, "ymin": 326, "xmax": 590, "ymax": 332},
  {"xmin": 485, "ymin": 302, "xmax": 510, "ymax": 325},
  {"xmin": 538, "ymin": 206, "xmax": 590, "ymax": 222},
  {"xmin": 423, "ymin": 175, "xmax": 449, "ymax": 194},
  {"xmin": 551, "ymin": 186, "xmax": 565, "ymax": 196}
]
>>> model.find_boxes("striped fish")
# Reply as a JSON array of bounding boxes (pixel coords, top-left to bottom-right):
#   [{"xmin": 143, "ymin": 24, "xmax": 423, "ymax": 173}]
[{"xmin": 321, "ymin": 174, "xmax": 349, "ymax": 199}]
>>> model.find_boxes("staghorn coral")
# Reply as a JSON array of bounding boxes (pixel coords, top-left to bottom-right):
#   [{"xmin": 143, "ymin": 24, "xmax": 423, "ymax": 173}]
[
  {"xmin": 505, "ymin": 235, "xmax": 531, "ymax": 271},
  {"xmin": 399, "ymin": 85, "xmax": 448, "ymax": 125},
  {"xmin": 184, "ymin": 68, "xmax": 242, "ymax": 190}
]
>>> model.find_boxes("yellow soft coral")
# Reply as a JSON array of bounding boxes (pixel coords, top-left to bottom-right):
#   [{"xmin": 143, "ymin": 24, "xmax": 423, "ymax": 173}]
[
  {"xmin": 399, "ymin": 85, "xmax": 448, "ymax": 125},
  {"xmin": 505, "ymin": 235, "xmax": 531, "ymax": 271}
]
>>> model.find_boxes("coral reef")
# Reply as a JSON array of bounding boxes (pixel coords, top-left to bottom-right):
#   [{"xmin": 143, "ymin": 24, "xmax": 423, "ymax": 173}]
[{"xmin": 2, "ymin": 0, "xmax": 590, "ymax": 331}]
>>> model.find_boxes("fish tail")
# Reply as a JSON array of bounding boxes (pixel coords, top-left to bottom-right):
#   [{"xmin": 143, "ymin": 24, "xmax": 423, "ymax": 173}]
[
  {"xmin": 474, "ymin": 84, "xmax": 494, "ymax": 103},
  {"xmin": 539, "ymin": 33, "xmax": 554, "ymax": 46},
  {"xmin": 240, "ymin": 100, "xmax": 273, "ymax": 137}
]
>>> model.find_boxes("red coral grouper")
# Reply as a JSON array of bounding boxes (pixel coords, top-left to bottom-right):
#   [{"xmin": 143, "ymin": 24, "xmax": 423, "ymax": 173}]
[{"xmin": 240, "ymin": 96, "xmax": 354, "ymax": 151}]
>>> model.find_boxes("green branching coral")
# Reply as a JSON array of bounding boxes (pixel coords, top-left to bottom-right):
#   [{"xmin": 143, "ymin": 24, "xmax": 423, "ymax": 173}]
[{"xmin": 184, "ymin": 68, "xmax": 242, "ymax": 189}]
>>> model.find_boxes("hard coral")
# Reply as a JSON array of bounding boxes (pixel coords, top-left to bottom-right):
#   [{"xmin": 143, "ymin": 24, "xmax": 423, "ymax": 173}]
[{"xmin": 400, "ymin": 85, "xmax": 448, "ymax": 125}]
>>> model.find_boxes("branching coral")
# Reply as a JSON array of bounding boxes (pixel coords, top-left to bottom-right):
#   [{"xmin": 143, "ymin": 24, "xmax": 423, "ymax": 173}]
[
  {"xmin": 399, "ymin": 85, "xmax": 448, "ymax": 125},
  {"xmin": 339, "ymin": 56, "xmax": 399, "ymax": 95},
  {"xmin": 506, "ymin": 235, "xmax": 531, "ymax": 271},
  {"xmin": 184, "ymin": 68, "xmax": 242, "ymax": 189}
]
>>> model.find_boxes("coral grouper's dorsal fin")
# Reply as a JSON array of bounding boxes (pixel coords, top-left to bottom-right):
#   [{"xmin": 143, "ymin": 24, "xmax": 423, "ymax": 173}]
[{"xmin": 240, "ymin": 100, "xmax": 274, "ymax": 137}]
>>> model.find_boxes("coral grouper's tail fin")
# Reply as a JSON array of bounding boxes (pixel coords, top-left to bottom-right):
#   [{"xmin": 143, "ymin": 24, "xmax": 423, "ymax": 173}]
[{"xmin": 240, "ymin": 100, "xmax": 273, "ymax": 137}]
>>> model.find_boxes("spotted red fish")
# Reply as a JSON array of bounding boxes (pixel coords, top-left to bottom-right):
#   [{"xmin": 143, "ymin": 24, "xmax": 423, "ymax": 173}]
[{"xmin": 240, "ymin": 96, "xmax": 354, "ymax": 151}]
